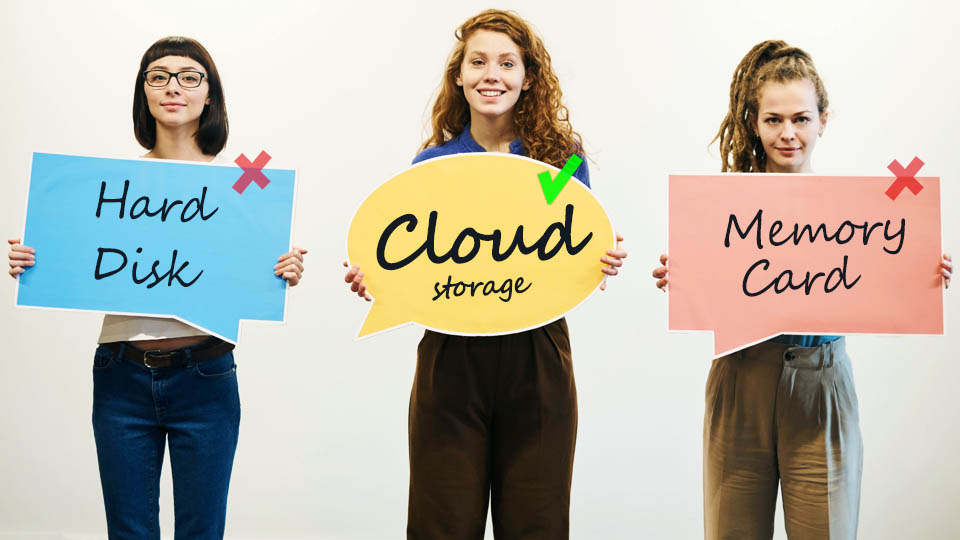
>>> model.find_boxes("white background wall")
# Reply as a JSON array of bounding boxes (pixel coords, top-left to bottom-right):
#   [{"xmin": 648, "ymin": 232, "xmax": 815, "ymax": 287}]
[{"xmin": 1, "ymin": 0, "xmax": 958, "ymax": 538}]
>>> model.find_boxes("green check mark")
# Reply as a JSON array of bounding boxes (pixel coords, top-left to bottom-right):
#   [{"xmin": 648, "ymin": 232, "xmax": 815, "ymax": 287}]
[{"xmin": 538, "ymin": 154, "xmax": 583, "ymax": 204}]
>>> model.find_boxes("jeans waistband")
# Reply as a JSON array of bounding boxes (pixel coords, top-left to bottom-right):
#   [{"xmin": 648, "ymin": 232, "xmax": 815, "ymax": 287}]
[{"xmin": 100, "ymin": 338, "xmax": 234, "ymax": 369}]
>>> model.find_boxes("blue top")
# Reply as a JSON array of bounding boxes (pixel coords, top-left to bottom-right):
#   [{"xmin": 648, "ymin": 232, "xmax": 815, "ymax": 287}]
[
  {"xmin": 771, "ymin": 334, "xmax": 840, "ymax": 347},
  {"xmin": 412, "ymin": 123, "xmax": 590, "ymax": 188}
]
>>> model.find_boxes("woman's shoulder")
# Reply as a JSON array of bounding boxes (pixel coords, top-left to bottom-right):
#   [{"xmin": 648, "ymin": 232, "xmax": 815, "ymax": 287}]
[
  {"xmin": 204, "ymin": 149, "xmax": 233, "ymax": 165},
  {"xmin": 411, "ymin": 136, "xmax": 468, "ymax": 165},
  {"xmin": 571, "ymin": 152, "xmax": 590, "ymax": 188},
  {"xmin": 412, "ymin": 145, "xmax": 446, "ymax": 165}
]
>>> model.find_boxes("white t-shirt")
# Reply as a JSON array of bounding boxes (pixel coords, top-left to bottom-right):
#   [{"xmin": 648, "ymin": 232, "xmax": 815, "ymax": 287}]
[
  {"xmin": 98, "ymin": 315, "xmax": 208, "ymax": 343},
  {"xmin": 97, "ymin": 152, "xmax": 230, "ymax": 343}
]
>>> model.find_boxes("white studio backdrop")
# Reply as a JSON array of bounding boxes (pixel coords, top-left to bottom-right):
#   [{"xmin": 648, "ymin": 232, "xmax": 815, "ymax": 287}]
[{"xmin": 1, "ymin": 0, "xmax": 957, "ymax": 538}]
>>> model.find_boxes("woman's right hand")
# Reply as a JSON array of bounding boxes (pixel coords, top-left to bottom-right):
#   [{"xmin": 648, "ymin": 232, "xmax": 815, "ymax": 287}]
[
  {"xmin": 343, "ymin": 261, "xmax": 372, "ymax": 301},
  {"xmin": 8, "ymin": 238, "xmax": 35, "ymax": 279},
  {"xmin": 652, "ymin": 253, "xmax": 668, "ymax": 291}
]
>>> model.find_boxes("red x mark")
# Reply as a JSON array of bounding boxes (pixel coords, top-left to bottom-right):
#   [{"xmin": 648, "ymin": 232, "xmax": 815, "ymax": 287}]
[
  {"xmin": 885, "ymin": 157, "xmax": 924, "ymax": 200},
  {"xmin": 233, "ymin": 151, "xmax": 272, "ymax": 194}
]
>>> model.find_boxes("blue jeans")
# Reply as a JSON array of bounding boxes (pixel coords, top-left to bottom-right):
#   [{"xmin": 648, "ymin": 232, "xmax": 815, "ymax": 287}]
[{"xmin": 92, "ymin": 343, "xmax": 241, "ymax": 540}]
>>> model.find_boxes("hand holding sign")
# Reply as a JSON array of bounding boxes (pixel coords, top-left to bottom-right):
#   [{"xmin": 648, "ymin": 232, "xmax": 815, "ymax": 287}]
[
  {"xmin": 668, "ymin": 172, "xmax": 943, "ymax": 357},
  {"xmin": 599, "ymin": 233, "xmax": 627, "ymax": 289},
  {"xmin": 942, "ymin": 253, "xmax": 953, "ymax": 289},
  {"xmin": 346, "ymin": 153, "xmax": 616, "ymax": 338},
  {"xmin": 276, "ymin": 247, "xmax": 308, "ymax": 286},
  {"xmin": 652, "ymin": 254, "xmax": 669, "ymax": 291},
  {"xmin": 343, "ymin": 262, "xmax": 372, "ymax": 301},
  {"xmin": 7, "ymin": 238, "xmax": 35, "ymax": 278}
]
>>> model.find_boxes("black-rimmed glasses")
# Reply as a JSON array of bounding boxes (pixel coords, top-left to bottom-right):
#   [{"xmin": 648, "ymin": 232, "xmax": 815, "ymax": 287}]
[{"xmin": 143, "ymin": 70, "xmax": 206, "ymax": 88}]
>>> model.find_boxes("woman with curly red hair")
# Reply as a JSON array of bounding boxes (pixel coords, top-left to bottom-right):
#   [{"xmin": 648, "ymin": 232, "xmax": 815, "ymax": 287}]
[{"xmin": 345, "ymin": 9, "xmax": 625, "ymax": 538}]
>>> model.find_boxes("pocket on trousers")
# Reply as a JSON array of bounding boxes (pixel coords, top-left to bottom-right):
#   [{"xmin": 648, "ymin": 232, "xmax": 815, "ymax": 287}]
[
  {"xmin": 194, "ymin": 353, "xmax": 237, "ymax": 378},
  {"xmin": 705, "ymin": 355, "xmax": 732, "ymax": 411},
  {"xmin": 835, "ymin": 355, "xmax": 861, "ymax": 422},
  {"xmin": 416, "ymin": 330, "xmax": 446, "ymax": 360},
  {"xmin": 92, "ymin": 347, "xmax": 116, "ymax": 370},
  {"xmin": 541, "ymin": 318, "xmax": 571, "ymax": 364}
]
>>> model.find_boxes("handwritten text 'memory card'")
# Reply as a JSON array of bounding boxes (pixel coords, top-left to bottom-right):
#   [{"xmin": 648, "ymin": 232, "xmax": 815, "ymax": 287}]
[{"xmin": 668, "ymin": 173, "xmax": 942, "ymax": 357}]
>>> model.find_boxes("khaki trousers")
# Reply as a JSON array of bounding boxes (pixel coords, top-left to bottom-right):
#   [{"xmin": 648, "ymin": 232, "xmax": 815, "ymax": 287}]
[
  {"xmin": 407, "ymin": 318, "xmax": 577, "ymax": 540},
  {"xmin": 704, "ymin": 338, "xmax": 863, "ymax": 540}
]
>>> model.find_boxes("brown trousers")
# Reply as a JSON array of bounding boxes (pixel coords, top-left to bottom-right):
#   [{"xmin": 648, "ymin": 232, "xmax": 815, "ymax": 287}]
[
  {"xmin": 407, "ymin": 318, "xmax": 578, "ymax": 540},
  {"xmin": 704, "ymin": 338, "xmax": 863, "ymax": 540}
]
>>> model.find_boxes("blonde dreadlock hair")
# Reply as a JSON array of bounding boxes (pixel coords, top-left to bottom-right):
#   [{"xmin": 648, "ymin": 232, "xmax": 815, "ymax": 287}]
[
  {"xmin": 713, "ymin": 40, "xmax": 829, "ymax": 172},
  {"xmin": 422, "ymin": 9, "xmax": 584, "ymax": 169}
]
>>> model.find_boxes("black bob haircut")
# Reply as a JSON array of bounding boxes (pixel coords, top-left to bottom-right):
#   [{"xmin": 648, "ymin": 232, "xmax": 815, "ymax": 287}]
[{"xmin": 133, "ymin": 36, "xmax": 228, "ymax": 155}]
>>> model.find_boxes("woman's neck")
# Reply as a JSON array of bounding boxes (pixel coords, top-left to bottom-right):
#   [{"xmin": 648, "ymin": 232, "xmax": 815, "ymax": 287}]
[
  {"xmin": 469, "ymin": 113, "xmax": 516, "ymax": 153},
  {"xmin": 146, "ymin": 123, "xmax": 213, "ymax": 162}
]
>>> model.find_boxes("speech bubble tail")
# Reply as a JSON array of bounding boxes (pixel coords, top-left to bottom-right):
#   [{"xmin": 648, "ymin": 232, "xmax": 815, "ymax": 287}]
[
  {"xmin": 175, "ymin": 312, "xmax": 241, "ymax": 345},
  {"xmin": 356, "ymin": 302, "xmax": 411, "ymax": 339}
]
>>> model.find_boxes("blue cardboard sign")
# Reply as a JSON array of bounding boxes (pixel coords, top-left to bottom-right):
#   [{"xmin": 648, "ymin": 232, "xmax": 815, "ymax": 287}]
[{"xmin": 16, "ymin": 152, "xmax": 296, "ymax": 343}]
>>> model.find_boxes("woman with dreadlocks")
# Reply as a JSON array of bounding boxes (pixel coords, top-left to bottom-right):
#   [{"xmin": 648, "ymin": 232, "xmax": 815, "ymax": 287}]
[
  {"xmin": 652, "ymin": 40, "xmax": 951, "ymax": 539},
  {"xmin": 344, "ymin": 9, "xmax": 626, "ymax": 538}
]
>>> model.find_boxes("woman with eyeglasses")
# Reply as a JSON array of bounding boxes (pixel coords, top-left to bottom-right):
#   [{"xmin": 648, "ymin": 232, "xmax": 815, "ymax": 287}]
[{"xmin": 7, "ymin": 36, "xmax": 306, "ymax": 539}]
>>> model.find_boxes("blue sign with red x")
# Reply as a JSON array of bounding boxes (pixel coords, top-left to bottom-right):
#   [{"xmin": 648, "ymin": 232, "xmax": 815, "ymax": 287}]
[{"xmin": 16, "ymin": 152, "xmax": 296, "ymax": 343}]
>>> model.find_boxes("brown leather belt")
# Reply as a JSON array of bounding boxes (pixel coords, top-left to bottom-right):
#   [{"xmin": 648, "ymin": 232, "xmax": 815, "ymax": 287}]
[{"xmin": 103, "ymin": 338, "xmax": 235, "ymax": 369}]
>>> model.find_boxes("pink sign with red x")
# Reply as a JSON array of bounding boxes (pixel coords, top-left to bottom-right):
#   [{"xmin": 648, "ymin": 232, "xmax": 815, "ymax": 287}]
[{"xmin": 669, "ymin": 169, "xmax": 943, "ymax": 357}]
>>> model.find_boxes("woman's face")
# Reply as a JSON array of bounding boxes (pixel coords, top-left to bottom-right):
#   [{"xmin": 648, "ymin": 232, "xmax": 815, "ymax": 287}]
[
  {"xmin": 754, "ymin": 78, "xmax": 827, "ymax": 173},
  {"xmin": 456, "ymin": 29, "xmax": 530, "ymax": 122},
  {"xmin": 143, "ymin": 55, "xmax": 210, "ymax": 130}
]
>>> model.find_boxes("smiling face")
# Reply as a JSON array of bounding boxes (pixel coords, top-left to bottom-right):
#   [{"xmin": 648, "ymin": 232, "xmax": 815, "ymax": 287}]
[
  {"xmin": 143, "ymin": 55, "xmax": 210, "ymax": 131},
  {"xmin": 456, "ymin": 29, "xmax": 530, "ymax": 123},
  {"xmin": 754, "ymin": 78, "xmax": 827, "ymax": 173}
]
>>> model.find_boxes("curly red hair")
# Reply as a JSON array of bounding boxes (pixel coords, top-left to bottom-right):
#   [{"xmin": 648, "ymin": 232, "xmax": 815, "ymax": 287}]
[{"xmin": 421, "ymin": 9, "xmax": 583, "ymax": 169}]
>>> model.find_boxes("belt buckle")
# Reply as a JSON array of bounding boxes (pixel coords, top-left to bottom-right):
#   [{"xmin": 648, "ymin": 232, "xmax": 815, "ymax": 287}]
[{"xmin": 143, "ymin": 350, "xmax": 173, "ymax": 368}]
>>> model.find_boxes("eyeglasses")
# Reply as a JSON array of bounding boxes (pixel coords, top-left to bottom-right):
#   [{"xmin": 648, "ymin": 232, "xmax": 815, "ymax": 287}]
[{"xmin": 143, "ymin": 69, "xmax": 206, "ymax": 88}]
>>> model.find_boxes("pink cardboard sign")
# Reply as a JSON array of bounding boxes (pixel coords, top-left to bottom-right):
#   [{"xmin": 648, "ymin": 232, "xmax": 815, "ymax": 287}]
[{"xmin": 668, "ymin": 173, "xmax": 943, "ymax": 357}]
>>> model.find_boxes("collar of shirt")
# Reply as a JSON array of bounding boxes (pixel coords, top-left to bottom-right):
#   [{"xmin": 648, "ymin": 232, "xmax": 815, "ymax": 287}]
[{"xmin": 455, "ymin": 122, "xmax": 525, "ymax": 155}]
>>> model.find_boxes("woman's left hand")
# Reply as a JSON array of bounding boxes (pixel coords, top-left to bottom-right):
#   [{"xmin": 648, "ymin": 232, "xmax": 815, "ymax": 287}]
[
  {"xmin": 599, "ymin": 233, "xmax": 627, "ymax": 291},
  {"xmin": 942, "ymin": 252, "xmax": 952, "ymax": 289},
  {"xmin": 275, "ymin": 246, "xmax": 308, "ymax": 286}
]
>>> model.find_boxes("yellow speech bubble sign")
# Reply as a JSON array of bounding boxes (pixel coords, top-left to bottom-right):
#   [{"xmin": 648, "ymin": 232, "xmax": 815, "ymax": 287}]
[{"xmin": 347, "ymin": 153, "xmax": 615, "ymax": 338}]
